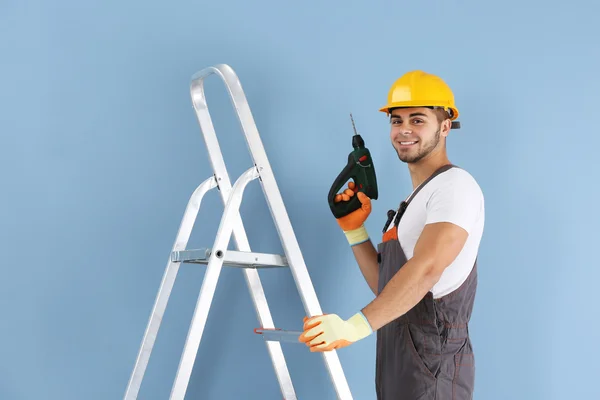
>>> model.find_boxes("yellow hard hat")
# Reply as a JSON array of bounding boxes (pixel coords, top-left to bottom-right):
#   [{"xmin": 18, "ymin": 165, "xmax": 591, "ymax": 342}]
[{"xmin": 379, "ymin": 70, "xmax": 460, "ymax": 128}]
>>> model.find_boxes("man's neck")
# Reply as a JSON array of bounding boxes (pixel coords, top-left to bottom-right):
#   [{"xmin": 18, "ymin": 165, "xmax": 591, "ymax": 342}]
[{"xmin": 407, "ymin": 152, "xmax": 451, "ymax": 190}]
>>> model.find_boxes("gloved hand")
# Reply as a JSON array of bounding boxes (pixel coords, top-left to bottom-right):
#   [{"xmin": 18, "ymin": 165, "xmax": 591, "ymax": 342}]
[
  {"xmin": 334, "ymin": 181, "xmax": 372, "ymax": 246},
  {"xmin": 298, "ymin": 312, "xmax": 373, "ymax": 352}
]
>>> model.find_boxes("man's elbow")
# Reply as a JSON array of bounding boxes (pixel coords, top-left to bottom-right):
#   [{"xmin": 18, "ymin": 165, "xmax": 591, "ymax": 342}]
[
  {"xmin": 415, "ymin": 253, "xmax": 447, "ymax": 289},
  {"xmin": 413, "ymin": 222, "xmax": 469, "ymax": 288}
]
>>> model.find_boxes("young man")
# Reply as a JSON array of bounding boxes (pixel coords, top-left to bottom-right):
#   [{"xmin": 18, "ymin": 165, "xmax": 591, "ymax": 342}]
[{"xmin": 299, "ymin": 70, "xmax": 485, "ymax": 399}]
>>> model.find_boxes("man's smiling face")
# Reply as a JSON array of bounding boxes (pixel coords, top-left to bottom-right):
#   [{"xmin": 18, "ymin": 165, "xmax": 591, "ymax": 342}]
[{"xmin": 389, "ymin": 107, "xmax": 450, "ymax": 164}]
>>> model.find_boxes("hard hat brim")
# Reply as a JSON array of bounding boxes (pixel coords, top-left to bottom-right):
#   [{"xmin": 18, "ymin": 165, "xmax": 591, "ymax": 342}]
[{"xmin": 379, "ymin": 102, "xmax": 459, "ymax": 121}]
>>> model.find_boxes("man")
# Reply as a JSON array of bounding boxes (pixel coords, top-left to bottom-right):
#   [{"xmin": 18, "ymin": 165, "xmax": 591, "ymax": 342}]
[{"xmin": 299, "ymin": 70, "xmax": 485, "ymax": 399}]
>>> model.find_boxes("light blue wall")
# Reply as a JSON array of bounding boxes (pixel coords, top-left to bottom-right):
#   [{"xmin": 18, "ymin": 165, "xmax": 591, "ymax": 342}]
[{"xmin": 2, "ymin": 1, "xmax": 598, "ymax": 399}]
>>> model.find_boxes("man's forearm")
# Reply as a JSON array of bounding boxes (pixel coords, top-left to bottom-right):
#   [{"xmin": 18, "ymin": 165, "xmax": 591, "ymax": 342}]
[
  {"xmin": 350, "ymin": 240, "xmax": 379, "ymax": 295},
  {"xmin": 360, "ymin": 254, "xmax": 440, "ymax": 331},
  {"xmin": 357, "ymin": 222, "xmax": 468, "ymax": 332}
]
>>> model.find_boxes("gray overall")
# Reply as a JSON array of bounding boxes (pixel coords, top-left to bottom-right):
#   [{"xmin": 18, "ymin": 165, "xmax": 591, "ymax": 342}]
[{"xmin": 375, "ymin": 165, "xmax": 477, "ymax": 400}]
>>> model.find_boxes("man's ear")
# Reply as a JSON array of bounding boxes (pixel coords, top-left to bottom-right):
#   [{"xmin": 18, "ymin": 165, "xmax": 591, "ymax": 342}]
[{"xmin": 441, "ymin": 119, "xmax": 452, "ymax": 137}]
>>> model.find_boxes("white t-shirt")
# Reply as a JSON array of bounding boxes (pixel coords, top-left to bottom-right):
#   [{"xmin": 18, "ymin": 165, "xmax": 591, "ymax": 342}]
[{"xmin": 386, "ymin": 167, "xmax": 485, "ymax": 298}]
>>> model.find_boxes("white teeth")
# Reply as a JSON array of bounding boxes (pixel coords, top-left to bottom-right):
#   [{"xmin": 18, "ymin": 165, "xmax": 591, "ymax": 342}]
[{"xmin": 400, "ymin": 141, "xmax": 417, "ymax": 145}]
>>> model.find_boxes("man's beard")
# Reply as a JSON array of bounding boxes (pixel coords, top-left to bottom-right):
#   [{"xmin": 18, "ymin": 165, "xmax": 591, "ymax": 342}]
[{"xmin": 396, "ymin": 128, "xmax": 441, "ymax": 163}]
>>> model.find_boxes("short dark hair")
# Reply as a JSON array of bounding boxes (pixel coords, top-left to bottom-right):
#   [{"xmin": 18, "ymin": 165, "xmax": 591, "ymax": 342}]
[{"xmin": 432, "ymin": 107, "xmax": 451, "ymax": 124}]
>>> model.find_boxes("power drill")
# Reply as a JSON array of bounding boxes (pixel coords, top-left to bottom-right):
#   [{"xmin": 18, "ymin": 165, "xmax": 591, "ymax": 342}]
[{"xmin": 327, "ymin": 113, "xmax": 378, "ymax": 219}]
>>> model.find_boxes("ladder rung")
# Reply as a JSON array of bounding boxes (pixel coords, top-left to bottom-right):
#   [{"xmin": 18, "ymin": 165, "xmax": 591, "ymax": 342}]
[
  {"xmin": 171, "ymin": 248, "xmax": 288, "ymax": 269},
  {"xmin": 254, "ymin": 328, "xmax": 302, "ymax": 343}
]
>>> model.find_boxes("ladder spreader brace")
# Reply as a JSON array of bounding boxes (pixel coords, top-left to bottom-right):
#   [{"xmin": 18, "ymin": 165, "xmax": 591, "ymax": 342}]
[{"xmin": 124, "ymin": 64, "xmax": 353, "ymax": 400}]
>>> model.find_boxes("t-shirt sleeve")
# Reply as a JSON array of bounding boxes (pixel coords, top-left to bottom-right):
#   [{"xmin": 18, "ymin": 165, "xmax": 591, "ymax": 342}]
[{"xmin": 425, "ymin": 173, "xmax": 484, "ymax": 234}]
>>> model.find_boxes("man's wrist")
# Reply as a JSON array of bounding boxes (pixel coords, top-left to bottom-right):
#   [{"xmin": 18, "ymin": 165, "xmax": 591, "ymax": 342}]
[
  {"xmin": 347, "ymin": 311, "xmax": 373, "ymax": 339},
  {"xmin": 343, "ymin": 225, "xmax": 369, "ymax": 246}
]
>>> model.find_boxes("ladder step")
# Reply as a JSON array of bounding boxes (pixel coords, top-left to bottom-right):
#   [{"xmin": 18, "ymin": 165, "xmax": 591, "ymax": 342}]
[
  {"xmin": 171, "ymin": 248, "xmax": 288, "ymax": 269},
  {"xmin": 254, "ymin": 328, "xmax": 302, "ymax": 343}
]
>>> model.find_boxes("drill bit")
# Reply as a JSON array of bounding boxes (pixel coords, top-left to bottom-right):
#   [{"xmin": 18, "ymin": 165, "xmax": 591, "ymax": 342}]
[
  {"xmin": 350, "ymin": 113, "xmax": 359, "ymax": 136},
  {"xmin": 349, "ymin": 112, "xmax": 365, "ymax": 149}
]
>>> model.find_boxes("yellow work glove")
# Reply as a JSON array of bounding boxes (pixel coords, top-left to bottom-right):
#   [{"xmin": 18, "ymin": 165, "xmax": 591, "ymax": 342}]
[
  {"xmin": 334, "ymin": 181, "xmax": 372, "ymax": 246},
  {"xmin": 298, "ymin": 312, "xmax": 373, "ymax": 352}
]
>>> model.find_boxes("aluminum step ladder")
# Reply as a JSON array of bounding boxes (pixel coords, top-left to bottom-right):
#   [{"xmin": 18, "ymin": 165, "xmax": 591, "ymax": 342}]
[{"xmin": 124, "ymin": 64, "xmax": 353, "ymax": 400}]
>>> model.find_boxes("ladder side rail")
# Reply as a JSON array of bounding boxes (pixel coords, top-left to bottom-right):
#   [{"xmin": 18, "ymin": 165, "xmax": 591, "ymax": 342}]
[
  {"xmin": 191, "ymin": 68, "xmax": 279, "ymax": 331},
  {"xmin": 124, "ymin": 176, "xmax": 218, "ymax": 400},
  {"xmin": 170, "ymin": 166, "xmax": 259, "ymax": 399},
  {"xmin": 190, "ymin": 70, "xmax": 296, "ymax": 399},
  {"xmin": 205, "ymin": 64, "xmax": 324, "ymax": 316},
  {"xmin": 200, "ymin": 64, "xmax": 353, "ymax": 400}
]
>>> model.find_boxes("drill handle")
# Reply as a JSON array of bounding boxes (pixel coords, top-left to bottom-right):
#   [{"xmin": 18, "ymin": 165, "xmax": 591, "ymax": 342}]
[{"xmin": 327, "ymin": 154, "xmax": 364, "ymax": 219}]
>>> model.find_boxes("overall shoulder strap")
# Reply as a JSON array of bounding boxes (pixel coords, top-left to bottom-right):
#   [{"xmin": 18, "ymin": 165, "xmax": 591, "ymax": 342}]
[
  {"xmin": 382, "ymin": 164, "xmax": 456, "ymax": 232},
  {"xmin": 405, "ymin": 164, "xmax": 456, "ymax": 205}
]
